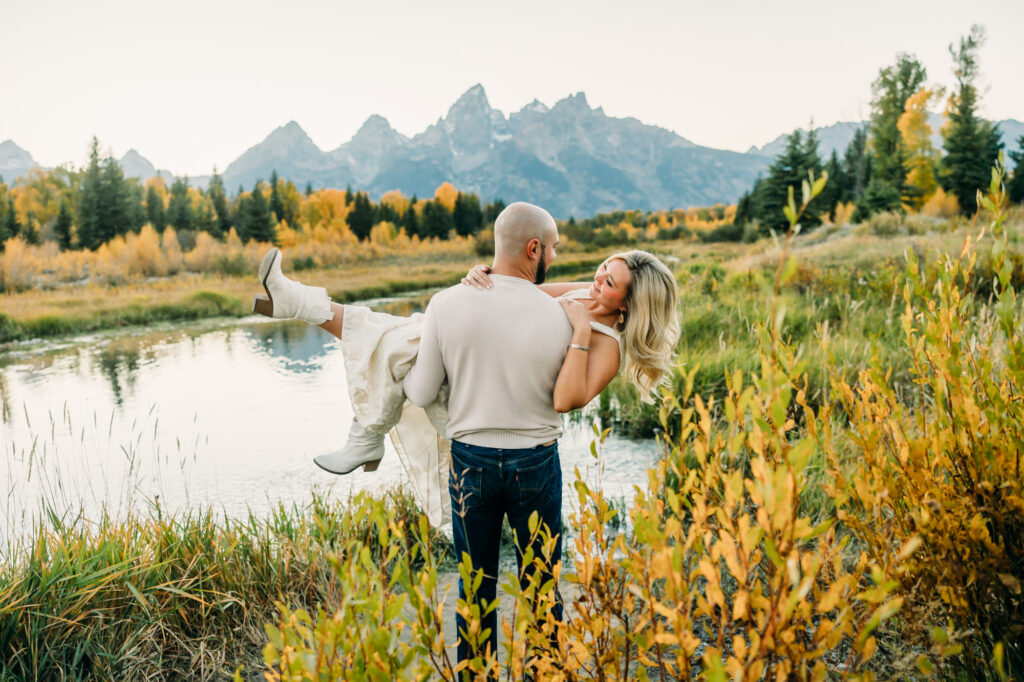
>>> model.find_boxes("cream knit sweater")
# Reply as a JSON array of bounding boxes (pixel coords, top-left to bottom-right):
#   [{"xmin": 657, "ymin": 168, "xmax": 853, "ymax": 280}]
[{"xmin": 403, "ymin": 274, "xmax": 572, "ymax": 448}]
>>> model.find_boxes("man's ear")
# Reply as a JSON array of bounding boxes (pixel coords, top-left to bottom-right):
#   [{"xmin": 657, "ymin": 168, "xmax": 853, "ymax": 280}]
[{"xmin": 526, "ymin": 238, "xmax": 541, "ymax": 260}]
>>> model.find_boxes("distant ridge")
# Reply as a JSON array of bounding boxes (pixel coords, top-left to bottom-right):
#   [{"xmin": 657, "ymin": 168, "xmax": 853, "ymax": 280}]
[{"xmin": 215, "ymin": 85, "xmax": 767, "ymax": 217}]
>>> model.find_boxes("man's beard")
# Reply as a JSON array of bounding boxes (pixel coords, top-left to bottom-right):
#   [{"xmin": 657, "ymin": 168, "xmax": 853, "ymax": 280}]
[{"xmin": 534, "ymin": 248, "xmax": 547, "ymax": 285}]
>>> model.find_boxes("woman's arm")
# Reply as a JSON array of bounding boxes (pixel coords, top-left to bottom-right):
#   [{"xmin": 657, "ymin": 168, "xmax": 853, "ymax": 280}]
[
  {"xmin": 553, "ymin": 299, "xmax": 620, "ymax": 412},
  {"xmin": 462, "ymin": 265, "xmax": 590, "ymax": 298},
  {"xmin": 537, "ymin": 282, "xmax": 592, "ymax": 298}
]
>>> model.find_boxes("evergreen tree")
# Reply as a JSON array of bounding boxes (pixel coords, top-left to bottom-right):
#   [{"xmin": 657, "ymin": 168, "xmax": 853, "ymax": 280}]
[
  {"xmin": 98, "ymin": 155, "xmax": 134, "ymax": 241},
  {"xmin": 420, "ymin": 199, "xmax": 454, "ymax": 239},
  {"xmin": 145, "ymin": 184, "xmax": 166, "ymax": 231},
  {"xmin": 207, "ymin": 170, "xmax": 230, "ymax": 237},
  {"xmin": 854, "ymin": 177, "xmax": 903, "ymax": 220},
  {"xmin": 841, "ymin": 127, "xmax": 872, "ymax": 203},
  {"xmin": 752, "ymin": 130, "xmax": 825, "ymax": 233},
  {"xmin": 734, "ymin": 184, "xmax": 757, "ymax": 227},
  {"xmin": 22, "ymin": 215, "xmax": 40, "ymax": 245},
  {"xmin": 269, "ymin": 170, "xmax": 285, "ymax": 223},
  {"xmin": 0, "ymin": 199, "xmax": 8, "ymax": 247},
  {"xmin": 304, "ymin": 181, "xmax": 313, "ymax": 197},
  {"xmin": 344, "ymin": 185, "xmax": 354, "ymax": 205},
  {"xmin": 453, "ymin": 192, "xmax": 483, "ymax": 236},
  {"xmin": 347, "ymin": 192, "xmax": 375, "ymax": 240},
  {"xmin": 818, "ymin": 150, "xmax": 845, "ymax": 215},
  {"xmin": 194, "ymin": 197, "xmax": 216, "ymax": 234},
  {"xmin": 6, "ymin": 197, "xmax": 19, "ymax": 240},
  {"xmin": 376, "ymin": 201, "xmax": 399, "ymax": 225},
  {"xmin": 127, "ymin": 182, "xmax": 146, "ymax": 232},
  {"xmin": 401, "ymin": 204, "xmax": 418, "ymax": 236},
  {"xmin": 76, "ymin": 137, "xmax": 104, "ymax": 249},
  {"xmin": 484, "ymin": 199, "xmax": 506, "ymax": 224},
  {"xmin": 869, "ymin": 54, "xmax": 927, "ymax": 196},
  {"xmin": 54, "ymin": 198, "xmax": 73, "ymax": 249},
  {"xmin": 941, "ymin": 25, "xmax": 1003, "ymax": 214},
  {"xmin": 1008, "ymin": 136, "xmax": 1024, "ymax": 205},
  {"xmin": 240, "ymin": 181, "xmax": 276, "ymax": 243},
  {"xmin": 166, "ymin": 177, "xmax": 195, "ymax": 231}
]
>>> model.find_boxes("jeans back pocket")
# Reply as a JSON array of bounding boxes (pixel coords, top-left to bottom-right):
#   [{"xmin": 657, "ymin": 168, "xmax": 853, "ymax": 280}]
[
  {"xmin": 449, "ymin": 449, "xmax": 484, "ymax": 512},
  {"xmin": 514, "ymin": 453, "xmax": 560, "ymax": 502}
]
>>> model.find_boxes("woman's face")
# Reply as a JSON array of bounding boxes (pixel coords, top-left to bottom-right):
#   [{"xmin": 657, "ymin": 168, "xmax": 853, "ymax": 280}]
[{"xmin": 590, "ymin": 258, "xmax": 632, "ymax": 312}]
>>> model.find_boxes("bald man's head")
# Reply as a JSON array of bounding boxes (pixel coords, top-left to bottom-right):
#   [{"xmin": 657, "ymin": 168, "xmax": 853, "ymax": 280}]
[{"xmin": 494, "ymin": 202, "xmax": 557, "ymax": 258}]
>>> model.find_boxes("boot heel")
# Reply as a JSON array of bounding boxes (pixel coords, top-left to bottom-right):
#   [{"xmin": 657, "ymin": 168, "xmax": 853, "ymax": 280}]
[
  {"xmin": 253, "ymin": 294, "xmax": 274, "ymax": 317},
  {"xmin": 363, "ymin": 459, "xmax": 382, "ymax": 473}
]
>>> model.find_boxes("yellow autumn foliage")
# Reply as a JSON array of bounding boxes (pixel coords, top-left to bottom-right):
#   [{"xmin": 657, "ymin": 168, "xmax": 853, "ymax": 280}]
[{"xmin": 434, "ymin": 182, "xmax": 458, "ymax": 211}]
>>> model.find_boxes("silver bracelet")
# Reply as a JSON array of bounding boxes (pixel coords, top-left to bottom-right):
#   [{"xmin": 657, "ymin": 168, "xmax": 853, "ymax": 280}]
[{"xmin": 569, "ymin": 343, "xmax": 590, "ymax": 352}]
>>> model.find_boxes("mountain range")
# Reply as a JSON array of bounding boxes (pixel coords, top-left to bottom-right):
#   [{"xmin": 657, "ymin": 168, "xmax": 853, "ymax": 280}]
[{"xmin": 2, "ymin": 85, "xmax": 1021, "ymax": 218}]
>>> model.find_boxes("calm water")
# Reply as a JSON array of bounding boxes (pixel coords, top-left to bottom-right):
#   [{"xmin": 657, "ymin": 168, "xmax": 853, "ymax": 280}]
[{"xmin": 0, "ymin": 293, "xmax": 661, "ymax": 544}]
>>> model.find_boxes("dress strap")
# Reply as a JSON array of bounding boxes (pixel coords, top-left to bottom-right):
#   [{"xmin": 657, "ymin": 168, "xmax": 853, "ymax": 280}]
[
  {"xmin": 560, "ymin": 289, "xmax": 621, "ymax": 343},
  {"xmin": 589, "ymin": 320, "xmax": 621, "ymax": 343}
]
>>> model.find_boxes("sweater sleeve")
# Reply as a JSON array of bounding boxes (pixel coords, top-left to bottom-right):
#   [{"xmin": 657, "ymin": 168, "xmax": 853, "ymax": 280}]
[{"xmin": 403, "ymin": 299, "xmax": 446, "ymax": 407}]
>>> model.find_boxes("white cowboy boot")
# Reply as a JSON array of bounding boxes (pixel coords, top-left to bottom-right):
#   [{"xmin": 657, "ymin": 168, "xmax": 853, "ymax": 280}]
[
  {"xmin": 313, "ymin": 419, "xmax": 385, "ymax": 474},
  {"xmin": 253, "ymin": 248, "xmax": 334, "ymax": 325}
]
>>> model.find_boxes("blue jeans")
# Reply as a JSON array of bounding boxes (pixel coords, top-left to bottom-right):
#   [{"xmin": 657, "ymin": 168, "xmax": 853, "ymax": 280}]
[{"xmin": 449, "ymin": 439, "xmax": 564, "ymax": 668}]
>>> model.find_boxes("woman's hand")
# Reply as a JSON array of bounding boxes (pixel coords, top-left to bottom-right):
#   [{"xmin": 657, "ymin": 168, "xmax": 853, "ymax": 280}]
[
  {"xmin": 558, "ymin": 296, "xmax": 590, "ymax": 332},
  {"xmin": 461, "ymin": 264, "xmax": 492, "ymax": 290}
]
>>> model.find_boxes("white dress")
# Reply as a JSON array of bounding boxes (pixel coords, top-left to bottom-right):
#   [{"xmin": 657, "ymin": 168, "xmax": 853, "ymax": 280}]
[{"xmin": 338, "ymin": 290, "xmax": 621, "ymax": 528}]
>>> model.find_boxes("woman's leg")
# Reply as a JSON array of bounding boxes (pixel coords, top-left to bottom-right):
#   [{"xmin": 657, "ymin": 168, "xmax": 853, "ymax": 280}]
[{"xmin": 318, "ymin": 302, "xmax": 345, "ymax": 340}]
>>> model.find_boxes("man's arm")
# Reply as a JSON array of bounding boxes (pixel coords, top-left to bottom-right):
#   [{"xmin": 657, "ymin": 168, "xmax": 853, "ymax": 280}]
[{"xmin": 403, "ymin": 301, "xmax": 446, "ymax": 406}]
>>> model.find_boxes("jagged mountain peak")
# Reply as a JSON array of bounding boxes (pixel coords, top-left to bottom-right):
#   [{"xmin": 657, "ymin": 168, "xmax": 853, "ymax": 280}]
[
  {"xmin": 446, "ymin": 83, "xmax": 499, "ymax": 124},
  {"xmin": 0, "ymin": 139, "xmax": 36, "ymax": 164},
  {"xmin": 265, "ymin": 120, "xmax": 317, "ymax": 147},
  {"xmin": 519, "ymin": 99, "xmax": 549, "ymax": 115},
  {"xmin": 551, "ymin": 92, "xmax": 592, "ymax": 114},
  {"xmin": 351, "ymin": 114, "xmax": 406, "ymax": 145},
  {"xmin": 118, "ymin": 149, "xmax": 157, "ymax": 180},
  {"xmin": 451, "ymin": 83, "xmax": 489, "ymax": 108}
]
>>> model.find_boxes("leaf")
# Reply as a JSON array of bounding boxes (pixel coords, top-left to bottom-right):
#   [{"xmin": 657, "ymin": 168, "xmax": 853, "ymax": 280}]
[
  {"xmin": 781, "ymin": 255, "xmax": 798, "ymax": 286},
  {"xmin": 998, "ymin": 573, "xmax": 1022, "ymax": 595}
]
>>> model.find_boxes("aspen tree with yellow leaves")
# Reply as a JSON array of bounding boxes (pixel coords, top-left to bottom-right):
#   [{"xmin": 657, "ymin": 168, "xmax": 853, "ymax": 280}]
[{"xmin": 898, "ymin": 87, "xmax": 943, "ymax": 210}]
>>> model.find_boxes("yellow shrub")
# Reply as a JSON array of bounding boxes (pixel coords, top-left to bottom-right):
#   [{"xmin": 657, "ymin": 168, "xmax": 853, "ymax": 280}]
[
  {"xmin": 0, "ymin": 238, "xmax": 41, "ymax": 291},
  {"xmin": 128, "ymin": 225, "xmax": 166, "ymax": 277},
  {"xmin": 369, "ymin": 220, "xmax": 397, "ymax": 246},
  {"xmin": 921, "ymin": 187, "xmax": 960, "ymax": 218},
  {"xmin": 824, "ymin": 182, "xmax": 1023, "ymax": 677},
  {"xmin": 184, "ymin": 231, "xmax": 220, "ymax": 272},
  {"xmin": 161, "ymin": 227, "xmax": 183, "ymax": 275}
]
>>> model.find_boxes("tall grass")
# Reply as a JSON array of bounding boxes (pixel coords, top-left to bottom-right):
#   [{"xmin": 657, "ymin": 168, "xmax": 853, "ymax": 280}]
[{"xmin": 0, "ymin": 489, "xmax": 449, "ymax": 680}]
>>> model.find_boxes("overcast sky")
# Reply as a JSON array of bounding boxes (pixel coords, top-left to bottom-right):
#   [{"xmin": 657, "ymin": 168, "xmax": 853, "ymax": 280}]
[{"xmin": 2, "ymin": 0, "xmax": 1021, "ymax": 176}]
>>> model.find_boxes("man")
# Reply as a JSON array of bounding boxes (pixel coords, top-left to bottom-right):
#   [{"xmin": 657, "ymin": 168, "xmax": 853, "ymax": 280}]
[{"xmin": 403, "ymin": 201, "xmax": 572, "ymax": 669}]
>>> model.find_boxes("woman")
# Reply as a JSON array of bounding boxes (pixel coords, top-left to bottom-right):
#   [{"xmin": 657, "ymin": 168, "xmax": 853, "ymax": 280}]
[{"xmin": 252, "ymin": 247, "xmax": 679, "ymax": 524}]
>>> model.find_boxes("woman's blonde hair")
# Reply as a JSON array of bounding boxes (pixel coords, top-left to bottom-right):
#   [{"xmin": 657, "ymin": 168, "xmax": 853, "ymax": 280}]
[{"xmin": 609, "ymin": 250, "xmax": 680, "ymax": 402}]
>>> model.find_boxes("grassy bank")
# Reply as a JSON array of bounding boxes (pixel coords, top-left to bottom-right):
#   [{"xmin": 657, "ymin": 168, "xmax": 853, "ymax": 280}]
[
  {"xmin": 0, "ymin": 489, "xmax": 450, "ymax": 681},
  {"xmin": 0, "ymin": 250, "xmax": 613, "ymax": 343},
  {"xmin": 602, "ymin": 216, "xmax": 1024, "ymax": 436}
]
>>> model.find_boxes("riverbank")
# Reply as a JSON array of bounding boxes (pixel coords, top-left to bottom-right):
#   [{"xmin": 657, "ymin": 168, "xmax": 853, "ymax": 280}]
[{"xmin": 0, "ymin": 249, "xmax": 629, "ymax": 344}]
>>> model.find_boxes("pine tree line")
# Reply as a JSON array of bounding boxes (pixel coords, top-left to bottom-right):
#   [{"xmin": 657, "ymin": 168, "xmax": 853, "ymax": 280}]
[
  {"xmin": 732, "ymin": 25, "xmax": 1020, "ymax": 240},
  {"xmin": 0, "ymin": 144, "xmax": 506, "ymax": 252}
]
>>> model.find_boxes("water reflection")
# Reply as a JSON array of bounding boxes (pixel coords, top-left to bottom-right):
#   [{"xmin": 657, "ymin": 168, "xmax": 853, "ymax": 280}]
[{"xmin": 1, "ymin": 290, "xmax": 658, "ymax": 542}]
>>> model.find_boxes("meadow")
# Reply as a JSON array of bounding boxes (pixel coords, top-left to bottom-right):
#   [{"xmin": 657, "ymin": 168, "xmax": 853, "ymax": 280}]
[{"xmin": 1, "ymin": 184, "xmax": 1023, "ymax": 679}]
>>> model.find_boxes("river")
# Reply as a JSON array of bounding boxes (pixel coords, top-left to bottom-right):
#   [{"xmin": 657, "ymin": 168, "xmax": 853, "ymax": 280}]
[{"xmin": 0, "ymin": 293, "xmax": 661, "ymax": 546}]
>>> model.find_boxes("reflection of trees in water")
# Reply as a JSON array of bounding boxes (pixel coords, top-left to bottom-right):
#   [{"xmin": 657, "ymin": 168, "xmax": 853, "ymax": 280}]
[
  {"xmin": 96, "ymin": 342, "xmax": 142, "ymax": 406},
  {"xmin": 373, "ymin": 294, "xmax": 430, "ymax": 318},
  {"xmin": 240, "ymin": 295, "xmax": 431, "ymax": 374},
  {"xmin": 0, "ymin": 372, "xmax": 11, "ymax": 423},
  {"xmin": 244, "ymin": 323, "xmax": 334, "ymax": 374}
]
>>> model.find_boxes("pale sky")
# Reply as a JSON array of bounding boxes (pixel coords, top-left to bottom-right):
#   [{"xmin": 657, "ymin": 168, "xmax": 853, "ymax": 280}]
[{"xmin": 2, "ymin": 0, "xmax": 1022, "ymax": 177}]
